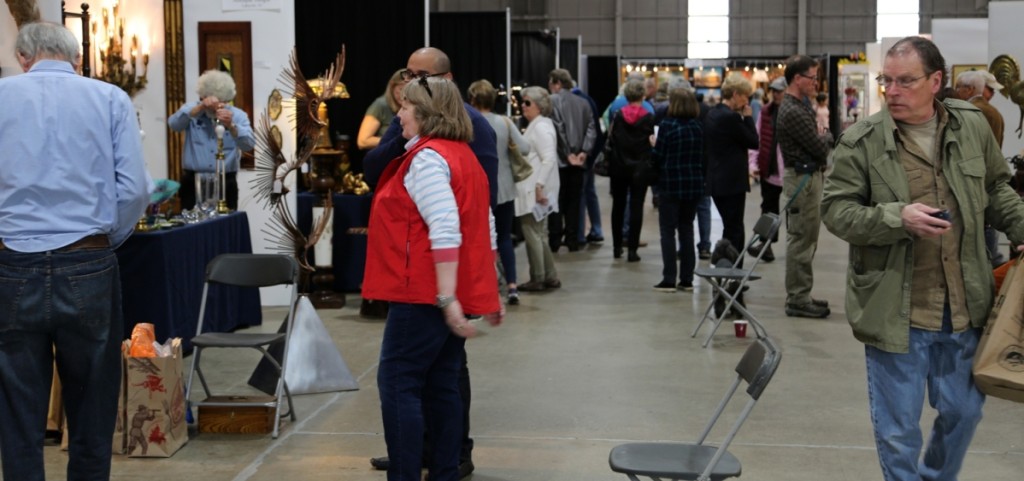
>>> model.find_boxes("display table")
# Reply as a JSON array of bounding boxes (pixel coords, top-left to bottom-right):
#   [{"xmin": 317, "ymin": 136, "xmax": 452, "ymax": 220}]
[
  {"xmin": 297, "ymin": 192, "xmax": 372, "ymax": 292},
  {"xmin": 116, "ymin": 211, "xmax": 261, "ymax": 350}
]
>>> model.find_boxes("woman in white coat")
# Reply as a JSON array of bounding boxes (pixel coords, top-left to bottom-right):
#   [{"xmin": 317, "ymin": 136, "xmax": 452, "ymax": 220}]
[{"xmin": 514, "ymin": 86, "xmax": 561, "ymax": 292}]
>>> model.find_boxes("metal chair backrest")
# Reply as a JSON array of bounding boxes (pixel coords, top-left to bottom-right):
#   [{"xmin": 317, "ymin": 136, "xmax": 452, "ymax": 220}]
[
  {"xmin": 736, "ymin": 337, "xmax": 783, "ymax": 400},
  {"xmin": 751, "ymin": 213, "xmax": 781, "ymax": 246},
  {"xmin": 206, "ymin": 253, "xmax": 299, "ymax": 288}
]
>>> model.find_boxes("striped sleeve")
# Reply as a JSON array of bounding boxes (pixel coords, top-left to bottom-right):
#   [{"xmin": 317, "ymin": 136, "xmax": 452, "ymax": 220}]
[{"xmin": 404, "ymin": 148, "xmax": 461, "ymax": 259}]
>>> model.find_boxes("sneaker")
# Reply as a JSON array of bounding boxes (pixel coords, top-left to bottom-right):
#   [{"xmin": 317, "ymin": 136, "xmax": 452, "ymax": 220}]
[
  {"xmin": 785, "ymin": 302, "xmax": 831, "ymax": 318},
  {"xmin": 586, "ymin": 233, "xmax": 605, "ymax": 244},
  {"xmin": 747, "ymin": 242, "xmax": 775, "ymax": 262},
  {"xmin": 677, "ymin": 281, "xmax": 694, "ymax": 292},
  {"xmin": 653, "ymin": 281, "xmax": 676, "ymax": 292},
  {"xmin": 507, "ymin": 289, "xmax": 520, "ymax": 305},
  {"xmin": 811, "ymin": 298, "xmax": 829, "ymax": 308},
  {"xmin": 698, "ymin": 248, "xmax": 712, "ymax": 260}
]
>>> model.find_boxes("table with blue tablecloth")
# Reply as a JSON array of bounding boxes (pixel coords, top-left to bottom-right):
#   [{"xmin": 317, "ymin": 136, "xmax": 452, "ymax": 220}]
[
  {"xmin": 116, "ymin": 211, "xmax": 261, "ymax": 350},
  {"xmin": 297, "ymin": 192, "xmax": 372, "ymax": 292}
]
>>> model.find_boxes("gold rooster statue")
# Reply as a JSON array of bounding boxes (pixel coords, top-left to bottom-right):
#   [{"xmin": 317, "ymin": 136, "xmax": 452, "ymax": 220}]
[{"xmin": 989, "ymin": 55, "xmax": 1024, "ymax": 138}]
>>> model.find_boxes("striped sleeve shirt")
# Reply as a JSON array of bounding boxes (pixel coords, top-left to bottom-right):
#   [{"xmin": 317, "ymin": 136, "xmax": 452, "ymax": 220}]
[{"xmin": 403, "ymin": 139, "xmax": 497, "ymax": 262}]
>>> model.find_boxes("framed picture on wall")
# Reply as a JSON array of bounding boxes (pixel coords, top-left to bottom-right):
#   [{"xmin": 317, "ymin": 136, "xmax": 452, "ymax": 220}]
[
  {"xmin": 693, "ymin": 67, "xmax": 724, "ymax": 88},
  {"xmin": 951, "ymin": 64, "xmax": 987, "ymax": 88},
  {"xmin": 198, "ymin": 22, "xmax": 254, "ymax": 169}
]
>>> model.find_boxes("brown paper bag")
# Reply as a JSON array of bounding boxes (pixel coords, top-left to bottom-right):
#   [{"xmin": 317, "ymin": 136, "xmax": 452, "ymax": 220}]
[
  {"xmin": 973, "ymin": 256, "xmax": 1024, "ymax": 402},
  {"xmin": 111, "ymin": 342, "xmax": 128, "ymax": 454},
  {"xmin": 123, "ymin": 338, "xmax": 188, "ymax": 457}
]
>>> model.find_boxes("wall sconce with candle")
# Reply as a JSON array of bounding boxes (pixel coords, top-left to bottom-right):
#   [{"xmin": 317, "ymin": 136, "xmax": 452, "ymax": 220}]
[{"xmin": 91, "ymin": 1, "xmax": 148, "ymax": 98}]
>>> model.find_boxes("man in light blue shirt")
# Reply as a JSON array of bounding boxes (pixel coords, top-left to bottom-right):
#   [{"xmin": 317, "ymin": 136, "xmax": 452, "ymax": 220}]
[
  {"xmin": 168, "ymin": 70, "xmax": 255, "ymax": 210},
  {"xmin": 0, "ymin": 22, "xmax": 149, "ymax": 481}
]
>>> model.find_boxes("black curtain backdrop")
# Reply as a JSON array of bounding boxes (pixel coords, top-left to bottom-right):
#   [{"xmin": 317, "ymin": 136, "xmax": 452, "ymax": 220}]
[
  {"xmin": 587, "ymin": 55, "xmax": 620, "ymax": 114},
  {"xmin": 511, "ymin": 31, "xmax": 557, "ymax": 89},
  {"xmin": 559, "ymin": 37, "xmax": 579, "ymax": 81},
  {"xmin": 294, "ymin": 1, "xmax": 424, "ymax": 172},
  {"xmin": 430, "ymin": 12, "xmax": 506, "ymax": 101}
]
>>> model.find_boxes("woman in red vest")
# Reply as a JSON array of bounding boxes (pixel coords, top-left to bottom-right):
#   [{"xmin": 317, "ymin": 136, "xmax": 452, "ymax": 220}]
[{"xmin": 363, "ymin": 76, "xmax": 504, "ymax": 481}]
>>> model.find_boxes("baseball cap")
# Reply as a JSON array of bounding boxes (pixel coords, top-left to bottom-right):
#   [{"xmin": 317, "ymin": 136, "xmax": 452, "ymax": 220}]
[
  {"xmin": 982, "ymin": 71, "xmax": 1003, "ymax": 91},
  {"xmin": 769, "ymin": 77, "xmax": 787, "ymax": 91}
]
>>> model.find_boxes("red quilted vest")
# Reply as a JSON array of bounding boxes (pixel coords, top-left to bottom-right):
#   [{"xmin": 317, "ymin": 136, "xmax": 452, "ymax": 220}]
[{"xmin": 362, "ymin": 137, "xmax": 498, "ymax": 315}]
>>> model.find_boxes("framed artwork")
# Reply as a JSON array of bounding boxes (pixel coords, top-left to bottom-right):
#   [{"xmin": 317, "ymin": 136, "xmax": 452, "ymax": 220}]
[
  {"xmin": 951, "ymin": 64, "xmax": 987, "ymax": 87},
  {"xmin": 693, "ymin": 67, "xmax": 724, "ymax": 88},
  {"xmin": 198, "ymin": 22, "xmax": 254, "ymax": 169}
]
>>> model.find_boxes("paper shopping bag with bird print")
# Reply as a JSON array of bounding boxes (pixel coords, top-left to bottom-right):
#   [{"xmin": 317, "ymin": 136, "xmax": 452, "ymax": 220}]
[{"xmin": 122, "ymin": 338, "xmax": 189, "ymax": 457}]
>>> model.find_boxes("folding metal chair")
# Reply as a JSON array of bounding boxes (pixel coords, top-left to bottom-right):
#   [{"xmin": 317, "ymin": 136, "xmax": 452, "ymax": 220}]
[
  {"xmin": 609, "ymin": 336, "xmax": 783, "ymax": 481},
  {"xmin": 184, "ymin": 253, "xmax": 300, "ymax": 438},
  {"xmin": 691, "ymin": 213, "xmax": 781, "ymax": 347}
]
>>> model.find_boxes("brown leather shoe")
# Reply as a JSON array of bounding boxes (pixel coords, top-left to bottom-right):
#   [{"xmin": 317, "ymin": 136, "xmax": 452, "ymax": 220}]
[
  {"xmin": 517, "ymin": 280, "xmax": 547, "ymax": 292},
  {"xmin": 544, "ymin": 278, "xmax": 562, "ymax": 289}
]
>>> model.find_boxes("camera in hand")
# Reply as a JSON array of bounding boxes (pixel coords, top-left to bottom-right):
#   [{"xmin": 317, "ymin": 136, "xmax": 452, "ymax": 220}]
[{"xmin": 929, "ymin": 210, "xmax": 950, "ymax": 221}]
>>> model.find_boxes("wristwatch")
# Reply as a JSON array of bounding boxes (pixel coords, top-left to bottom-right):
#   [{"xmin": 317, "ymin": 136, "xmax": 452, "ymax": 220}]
[{"xmin": 435, "ymin": 295, "xmax": 456, "ymax": 309}]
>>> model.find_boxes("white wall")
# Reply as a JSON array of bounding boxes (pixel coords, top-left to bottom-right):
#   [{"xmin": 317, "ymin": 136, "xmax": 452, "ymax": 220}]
[
  {"xmin": 989, "ymin": 1, "xmax": 1024, "ymax": 158},
  {"xmin": 931, "ymin": 18, "xmax": 988, "ymax": 70}
]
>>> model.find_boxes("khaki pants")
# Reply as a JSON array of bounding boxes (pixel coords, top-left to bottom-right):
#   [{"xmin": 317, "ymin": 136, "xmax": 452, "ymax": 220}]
[
  {"xmin": 783, "ymin": 168, "xmax": 823, "ymax": 305},
  {"xmin": 519, "ymin": 213, "xmax": 558, "ymax": 282}
]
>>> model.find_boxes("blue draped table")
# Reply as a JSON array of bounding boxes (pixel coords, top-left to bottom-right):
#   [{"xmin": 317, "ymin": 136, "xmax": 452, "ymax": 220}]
[
  {"xmin": 116, "ymin": 211, "xmax": 261, "ymax": 350},
  {"xmin": 297, "ymin": 192, "xmax": 372, "ymax": 292}
]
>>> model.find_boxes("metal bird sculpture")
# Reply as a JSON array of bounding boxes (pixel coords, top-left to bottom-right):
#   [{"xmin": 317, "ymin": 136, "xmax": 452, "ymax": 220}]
[
  {"xmin": 250, "ymin": 46, "xmax": 346, "ymax": 272},
  {"xmin": 989, "ymin": 54, "xmax": 1024, "ymax": 138}
]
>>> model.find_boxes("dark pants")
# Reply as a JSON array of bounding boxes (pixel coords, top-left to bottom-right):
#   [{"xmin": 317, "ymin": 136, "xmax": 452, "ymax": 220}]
[
  {"xmin": 760, "ymin": 182, "xmax": 782, "ymax": 242},
  {"xmin": 378, "ymin": 303, "xmax": 467, "ymax": 481},
  {"xmin": 610, "ymin": 168, "xmax": 649, "ymax": 253},
  {"xmin": 0, "ymin": 248, "xmax": 123, "ymax": 481},
  {"xmin": 549, "ymin": 166, "xmax": 584, "ymax": 251},
  {"xmin": 713, "ymin": 193, "xmax": 747, "ymax": 265},
  {"xmin": 495, "ymin": 201, "xmax": 517, "ymax": 285},
  {"xmin": 180, "ymin": 169, "xmax": 239, "ymax": 211},
  {"xmin": 658, "ymin": 195, "xmax": 698, "ymax": 284}
]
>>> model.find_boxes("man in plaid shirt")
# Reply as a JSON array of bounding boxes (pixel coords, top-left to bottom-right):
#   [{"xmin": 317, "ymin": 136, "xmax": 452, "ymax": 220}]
[{"xmin": 776, "ymin": 55, "xmax": 834, "ymax": 318}]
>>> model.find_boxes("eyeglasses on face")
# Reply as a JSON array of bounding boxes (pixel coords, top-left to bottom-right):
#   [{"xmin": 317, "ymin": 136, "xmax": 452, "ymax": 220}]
[
  {"xmin": 798, "ymin": 72, "xmax": 817, "ymax": 81},
  {"xmin": 400, "ymin": 69, "xmax": 447, "ymax": 82},
  {"xmin": 521, "ymin": 99, "xmax": 533, "ymax": 107},
  {"xmin": 876, "ymin": 73, "xmax": 929, "ymax": 89}
]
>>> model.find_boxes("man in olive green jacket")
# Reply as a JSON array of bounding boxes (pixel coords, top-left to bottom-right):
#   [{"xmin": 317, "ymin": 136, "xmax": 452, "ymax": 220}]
[{"xmin": 822, "ymin": 37, "xmax": 1024, "ymax": 481}]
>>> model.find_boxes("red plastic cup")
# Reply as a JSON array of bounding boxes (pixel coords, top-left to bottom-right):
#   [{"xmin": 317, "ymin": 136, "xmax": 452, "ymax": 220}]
[{"xmin": 733, "ymin": 320, "xmax": 748, "ymax": 338}]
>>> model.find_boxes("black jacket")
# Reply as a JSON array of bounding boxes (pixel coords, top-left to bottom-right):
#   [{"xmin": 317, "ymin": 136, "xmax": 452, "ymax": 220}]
[{"xmin": 703, "ymin": 103, "xmax": 758, "ymax": 196}]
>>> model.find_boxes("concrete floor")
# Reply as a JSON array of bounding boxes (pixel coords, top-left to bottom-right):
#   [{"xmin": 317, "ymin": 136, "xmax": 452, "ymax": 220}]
[{"xmin": 25, "ymin": 179, "xmax": 1024, "ymax": 480}]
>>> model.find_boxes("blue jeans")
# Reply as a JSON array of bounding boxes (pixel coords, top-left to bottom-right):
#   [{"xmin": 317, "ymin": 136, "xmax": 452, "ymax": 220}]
[
  {"xmin": 697, "ymin": 196, "xmax": 711, "ymax": 251},
  {"xmin": 864, "ymin": 309, "xmax": 984, "ymax": 481},
  {"xmin": 0, "ymin": 248, "xmax": 123, "ymax": 481},
  {"xmin": 378, "ymin": 303, "xmax": 466, "ymax": 481},
  {"xmin": 658, "ymin": 195, "xmax": 698, "ymax": 285},
  {"xmin": 578, "ymin": 166, "xmax": 603, "ymax": 242}
]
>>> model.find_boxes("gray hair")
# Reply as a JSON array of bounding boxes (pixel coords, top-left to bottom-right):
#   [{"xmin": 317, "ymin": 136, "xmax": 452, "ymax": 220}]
[
  {"xmin": 956, "ymin": 70, "xmax": 986, "ymax": 94},
  {"xmin": 197, "ymin": 70, "xmax": 237, "ymax": 102},
  {"xmin": 623, "ymin": 79, "xmax": 645, "ymax": 102},
  {"xmin": 15, "ymin": 22, "xmax": 80, "ymax": 66},
  {"xmin": 521, "ymin": 86, "xmax": 552, "ymax": 117}
]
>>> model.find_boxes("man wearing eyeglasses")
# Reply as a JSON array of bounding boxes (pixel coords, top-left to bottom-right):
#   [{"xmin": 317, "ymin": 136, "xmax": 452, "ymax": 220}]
[
  {"xmin": 822, "ymin": 36, "xmax": 1024, "ymax": 481},
  {"xmin": 362, "ymin": 46, "xmax": 498, "ymax": 480},
  {"xmin": 775, "ymin": 54, "xmax": 833, "ymax": 319}
]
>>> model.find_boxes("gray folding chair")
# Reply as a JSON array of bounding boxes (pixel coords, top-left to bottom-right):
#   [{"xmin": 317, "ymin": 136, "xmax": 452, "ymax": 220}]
[
  {"xmin": 691, "ymin": 213, "xmax": 781, "ymax": 347},
  {"xmin": 609, "ymin": 336, "xmax": 783, "ymax": 481},
  {"xmin": 184, "ymin": 253, "xmax": 300, "ymax": 438}
]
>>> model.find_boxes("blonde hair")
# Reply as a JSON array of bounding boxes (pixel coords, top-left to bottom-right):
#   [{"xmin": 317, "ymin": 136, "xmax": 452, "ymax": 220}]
[
  {"xmin": 384, "ymin": 69, "xmax": 405, "ymax": 112},
  {"xmin": 402, "ymin": 76, "xmax": 473, "ymax": 142},
  {"xmin": 721, "ymin": 73, "xmax": 753, "ymax": 100}
]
